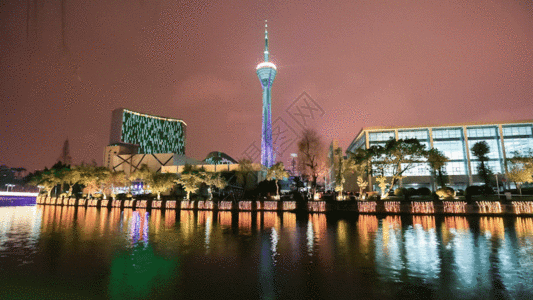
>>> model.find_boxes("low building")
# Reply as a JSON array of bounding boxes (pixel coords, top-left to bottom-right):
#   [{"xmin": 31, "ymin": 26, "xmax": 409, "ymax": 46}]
[{"xmin": 346, "ymin": 120, "xmax": 533, "ymax": 191}]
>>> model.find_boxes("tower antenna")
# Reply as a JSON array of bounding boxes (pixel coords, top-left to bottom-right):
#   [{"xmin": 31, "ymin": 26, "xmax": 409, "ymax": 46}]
[{"xmin": 264, "ymin": 20, "xmax": 269, "ymax": 62}]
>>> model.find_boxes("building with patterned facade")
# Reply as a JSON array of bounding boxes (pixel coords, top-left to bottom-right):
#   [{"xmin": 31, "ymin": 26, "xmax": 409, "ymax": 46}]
[
  {"xmin": 346, "ymin": 120, "xmax": 533, "ymax": 191},
  {"xmin": 104, "ymin": 108, "xmax": 188, "ymax": 176},
  {"xmin": 109, "ymin": 108, "xmax": 186, "ymax": 154}
]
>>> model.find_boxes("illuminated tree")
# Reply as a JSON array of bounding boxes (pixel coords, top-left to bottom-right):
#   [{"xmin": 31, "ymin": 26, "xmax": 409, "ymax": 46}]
[
  {"xmin": 104, "ymin": 170, "xmax": 128, "ymax": 200},
  {"xmin": 471, "ymin": 141, "xmax": 493, "ymax": 186},
  {"xmin": 297, "ymin": 129, "xmax": 326, "ymax": 197},
  {"xmin": 78, "ymin": 165, "xmax": 110, "ymax": 198},
  {"xmin": 28, "ymin": 171, "xmax": 60, "ymax": 197},
  {"xmin": 365, "ymin": 139, "xmax": 427, "ymax": 197},
  {"xmin": 148, "ymin": 173, "xmax": 177, "ymax": 200},
  {"xmin": 202, "ymin": 172, "xmax": 227, "ymax": 200},
  {"xmin": 507, "ymin": 150, "xmax": 533, "ymax": 195},
  {"xmin": 330, "ymin": 147, "xmax": 346, "ymax": 199},
  {"xmin": 427, "ymin": 148, "xmax": 449, "ymax": 189},
  {"xmin": 63, "ymin": 167, "xmax": 81, "ymax": 196},
  {"xmin": 176, "ymin": 173, "xmax": 202, "ymax": 200},
  {"xmin": 376, "ymin": 176, "xmax": 388, "ymax": 198},
  {"xmin": 346, "ymin": 148, "xmax": 370, "ymax": 199},
  {"xmin": 266, "ymin": 162, "xmax": 289, "ymax": 197},
  {"xmin": 506, "ymin": 166, "xmax": 531, "ymax": 195},
  {"xmin": 356, "ymin": 176, "xmax": 368, "ymax": 199},
  {"xmin": 131, "ymin": 165, "xmax": 177, "ymax": 200}
]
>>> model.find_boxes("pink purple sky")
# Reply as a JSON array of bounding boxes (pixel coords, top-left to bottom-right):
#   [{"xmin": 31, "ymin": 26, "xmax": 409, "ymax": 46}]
[{"xmin": 1, "ymin": 0, "xmax": 532, "ymax": 172}]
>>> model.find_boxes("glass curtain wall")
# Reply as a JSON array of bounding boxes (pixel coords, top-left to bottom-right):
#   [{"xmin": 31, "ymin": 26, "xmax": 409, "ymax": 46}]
[
  {"xmin": 432, "ymin": 128, "xmax": 469, "ymax": 176},
  {"xmin": 398, "ymin": 129, "xmax": 430, "ymax": 176},
  {"xmin": 466, "ymin": 126, "xmax": 504, "ymax": 174},
  {"xmin": 502, "ymin": 124, "xmax": 533, "ymax": 158}
]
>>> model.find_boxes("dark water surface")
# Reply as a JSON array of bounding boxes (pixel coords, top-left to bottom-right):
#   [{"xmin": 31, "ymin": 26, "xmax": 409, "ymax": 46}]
[{"xmin": 1, "ymin": 206, "xmax": 533, "ymax": 299}]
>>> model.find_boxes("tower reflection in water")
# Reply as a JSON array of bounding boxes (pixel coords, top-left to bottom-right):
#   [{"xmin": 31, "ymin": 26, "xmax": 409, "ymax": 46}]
[{"xmin": 108, "ymin": 209, "xmax": 178, "ymax": 300}]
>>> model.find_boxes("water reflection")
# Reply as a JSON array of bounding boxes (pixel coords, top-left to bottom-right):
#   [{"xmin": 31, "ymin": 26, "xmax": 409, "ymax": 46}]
[
  {"xmin": 1, "ymin": 207, "xmax": 533, "ymax": 299},
  {"xmin": 0, "ymin": 206, "xmax": 41, "ymax": 260},
  {"xmin": 480, "ymin": 217, "xmax": 505, "ymax": 240},
  {"xmin": 358, "ymin": 215, "xmax": 378, "ymax": 254},
  {"xmin": 405, "ymin": 216, "xmax": 440, "ymax": 281}
]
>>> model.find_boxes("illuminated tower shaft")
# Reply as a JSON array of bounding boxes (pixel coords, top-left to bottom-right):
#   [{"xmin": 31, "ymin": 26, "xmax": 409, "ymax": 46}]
[{"xmin": 256, "ymin": 22, "xmax": 277, "ymax": 168}]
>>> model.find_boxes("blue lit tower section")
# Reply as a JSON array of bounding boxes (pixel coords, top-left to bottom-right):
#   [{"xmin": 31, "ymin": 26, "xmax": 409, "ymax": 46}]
[{"xmin": 256, "ymin": 21, "xmax": 277, "ymax": 168}]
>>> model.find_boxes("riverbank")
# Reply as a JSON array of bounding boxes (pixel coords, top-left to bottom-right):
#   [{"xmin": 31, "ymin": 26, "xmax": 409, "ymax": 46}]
[{"xmin": 35, "ymin": 196, "xmax": 533, "ymax": 216}]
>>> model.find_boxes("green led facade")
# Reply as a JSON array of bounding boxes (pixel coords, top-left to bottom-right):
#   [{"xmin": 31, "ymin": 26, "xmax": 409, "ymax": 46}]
[{"xmin": 117, "ymin": 109, "xmax": 186, "ymax": 154}]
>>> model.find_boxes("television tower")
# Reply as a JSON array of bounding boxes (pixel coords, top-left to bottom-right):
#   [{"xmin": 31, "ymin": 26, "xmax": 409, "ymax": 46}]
[{"xmin": 256, "ymin": 21, "xmax": 277, "ymax": 168}]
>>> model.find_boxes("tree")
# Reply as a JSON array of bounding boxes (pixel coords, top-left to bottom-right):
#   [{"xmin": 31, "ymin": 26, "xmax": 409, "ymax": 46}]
[
  {"xmin": 427, "ymin": 148, "xmax": 449, "ymax": 189},
  {"xmin": 346, "ymin": 148, "xmax": 371, "ymax": 198},
  {"xmin": 376, "ymin": 176, "xmax": 388, "ymax": 198},
  {"xmin": 236, "ymin": 159, "xmax": 255, "ymax": 190},
  {"xmin": 507, "ymin": 150, "xmax": 533, "ymax": 195},
  {"xmin": 202, "ymin": 172, "xmax": 227, "ymax": 200},
  {"xmin": 330, "ymin": 146, "xmax": 346, "ymax": 198},
  {"xmin": 148, "ymin": 173, "xmax": 177, "ymax": 200},
  {"xmin": 176, "ymin": 174, "xmax": 203, "ymax": 200},
  {"xmin": 297, "ymin": 129, "xmax": 326, "ymax": 197},
  {"xmin": 63, "ymin": 167, "xmax": 81, "ymax": 196},
  {"xmin": 78, "ymin": 165, "xmax": 110, "ymax": 198},
  {"xmin": 356, "ymin": 176, "xmax": 368, "ymax": 199},
  {"xmin": 471, "ymin": 141, "xmax": 492, "ymax": 186},
  {"xmin": 131, "ymin": 165, "xmax": 178, "ymax": 200},
  {"xmin": 58, "ymin": 138, "xmax": 73, "ymax": 165},
  {"xmin": 266, "ymin": 162, "xmax": 289, "ymax": 197},
  {"xmin": 104, "ymin": 170, "xmax": 128, "ymax": 199},
  {"xmin": 364, "ymin": 139, "xmax": 427, "ymax": 198},
  {"xmin": 28, "ymin": 170, "xmax": 60, "ymax": 197},
  {"xmin": 507, "ymin": 166, "xmax": 531, "ymax": 195}
]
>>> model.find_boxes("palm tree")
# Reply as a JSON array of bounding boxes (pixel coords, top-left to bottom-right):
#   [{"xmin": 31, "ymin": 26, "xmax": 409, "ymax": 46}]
[{"xmin": 266, "ymin": 162, "xmax": 289, "ymax": 198}]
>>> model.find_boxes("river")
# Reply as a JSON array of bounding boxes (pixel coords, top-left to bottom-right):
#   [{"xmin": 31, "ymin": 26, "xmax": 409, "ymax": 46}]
[{"xmin": 1, "ymin": 205, "xmax": 532, "ymax": 299}]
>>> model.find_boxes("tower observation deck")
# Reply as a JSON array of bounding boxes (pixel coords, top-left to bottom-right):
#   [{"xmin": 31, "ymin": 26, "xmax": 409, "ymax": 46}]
[{"xmin": 256, "ymin": 21, "xmax": 277, "ymax": 168}]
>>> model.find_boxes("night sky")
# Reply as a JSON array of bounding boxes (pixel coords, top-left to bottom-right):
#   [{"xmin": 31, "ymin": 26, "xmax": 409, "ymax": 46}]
[{"xmin": 1, "ymin": 0, "xmax": 532, "ymax": 172}]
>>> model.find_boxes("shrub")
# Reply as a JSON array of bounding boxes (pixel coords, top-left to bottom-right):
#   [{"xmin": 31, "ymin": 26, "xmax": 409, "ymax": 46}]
[
  {"xmin": 407, "ymin": 188, "xmax": 417, "ymax": 196},
  {"xmin": 465, "ymin": 186, "xmax": 480, "ymax": 196},
  {"xmin": 456, "ymin": 189, "xmax": 465, "ymax": 196},
  {"xmin": 366, "ymin": 191, "xmax": 379, "ymax": 200},
  {"xmin": 417, "ymin": 187, "xmax": 432, "ymax": 196},
  {"xmin": 436, "ymin": 187, "xmax": 455, "ymax": 199},
  {"xmin": 394, "ymin": 188, "xmax": 406, "ymax": 196},
  {"xmin": 466, "ymin": 185, "xmax": 494, "ymax": 196}
]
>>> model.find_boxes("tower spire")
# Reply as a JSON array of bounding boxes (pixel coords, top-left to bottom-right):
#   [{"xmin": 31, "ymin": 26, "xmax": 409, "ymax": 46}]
[{"xmin": 264, "ymin": 20, "xmax": 269, "ymax": 62}]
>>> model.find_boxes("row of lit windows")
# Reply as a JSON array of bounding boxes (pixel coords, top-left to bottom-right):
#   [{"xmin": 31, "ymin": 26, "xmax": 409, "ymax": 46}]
[
  {"xmin": 432, "ymin": 128, "xmax": 462, "ymax": 139},
  {"xmin": 367, "ymin": 126, "xmax": 532, "ymax": 144},
  {"xmin": 368, "ymin": 131, "xmax": 395, "ymax": 142},
  {"xmin": 121, "ymin": 111, "xmax": 186, "ymax": 154},
  {"xmin": 398, "ymin": 130, "xmax": 428, "ymax": 140},
  {"xmin": 502, "ymin": 125, "xmax": 532, "ymax": 137},
  {"xmin": 467, "ymin": 127, "xmax": 498, "ymax": 138}
]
